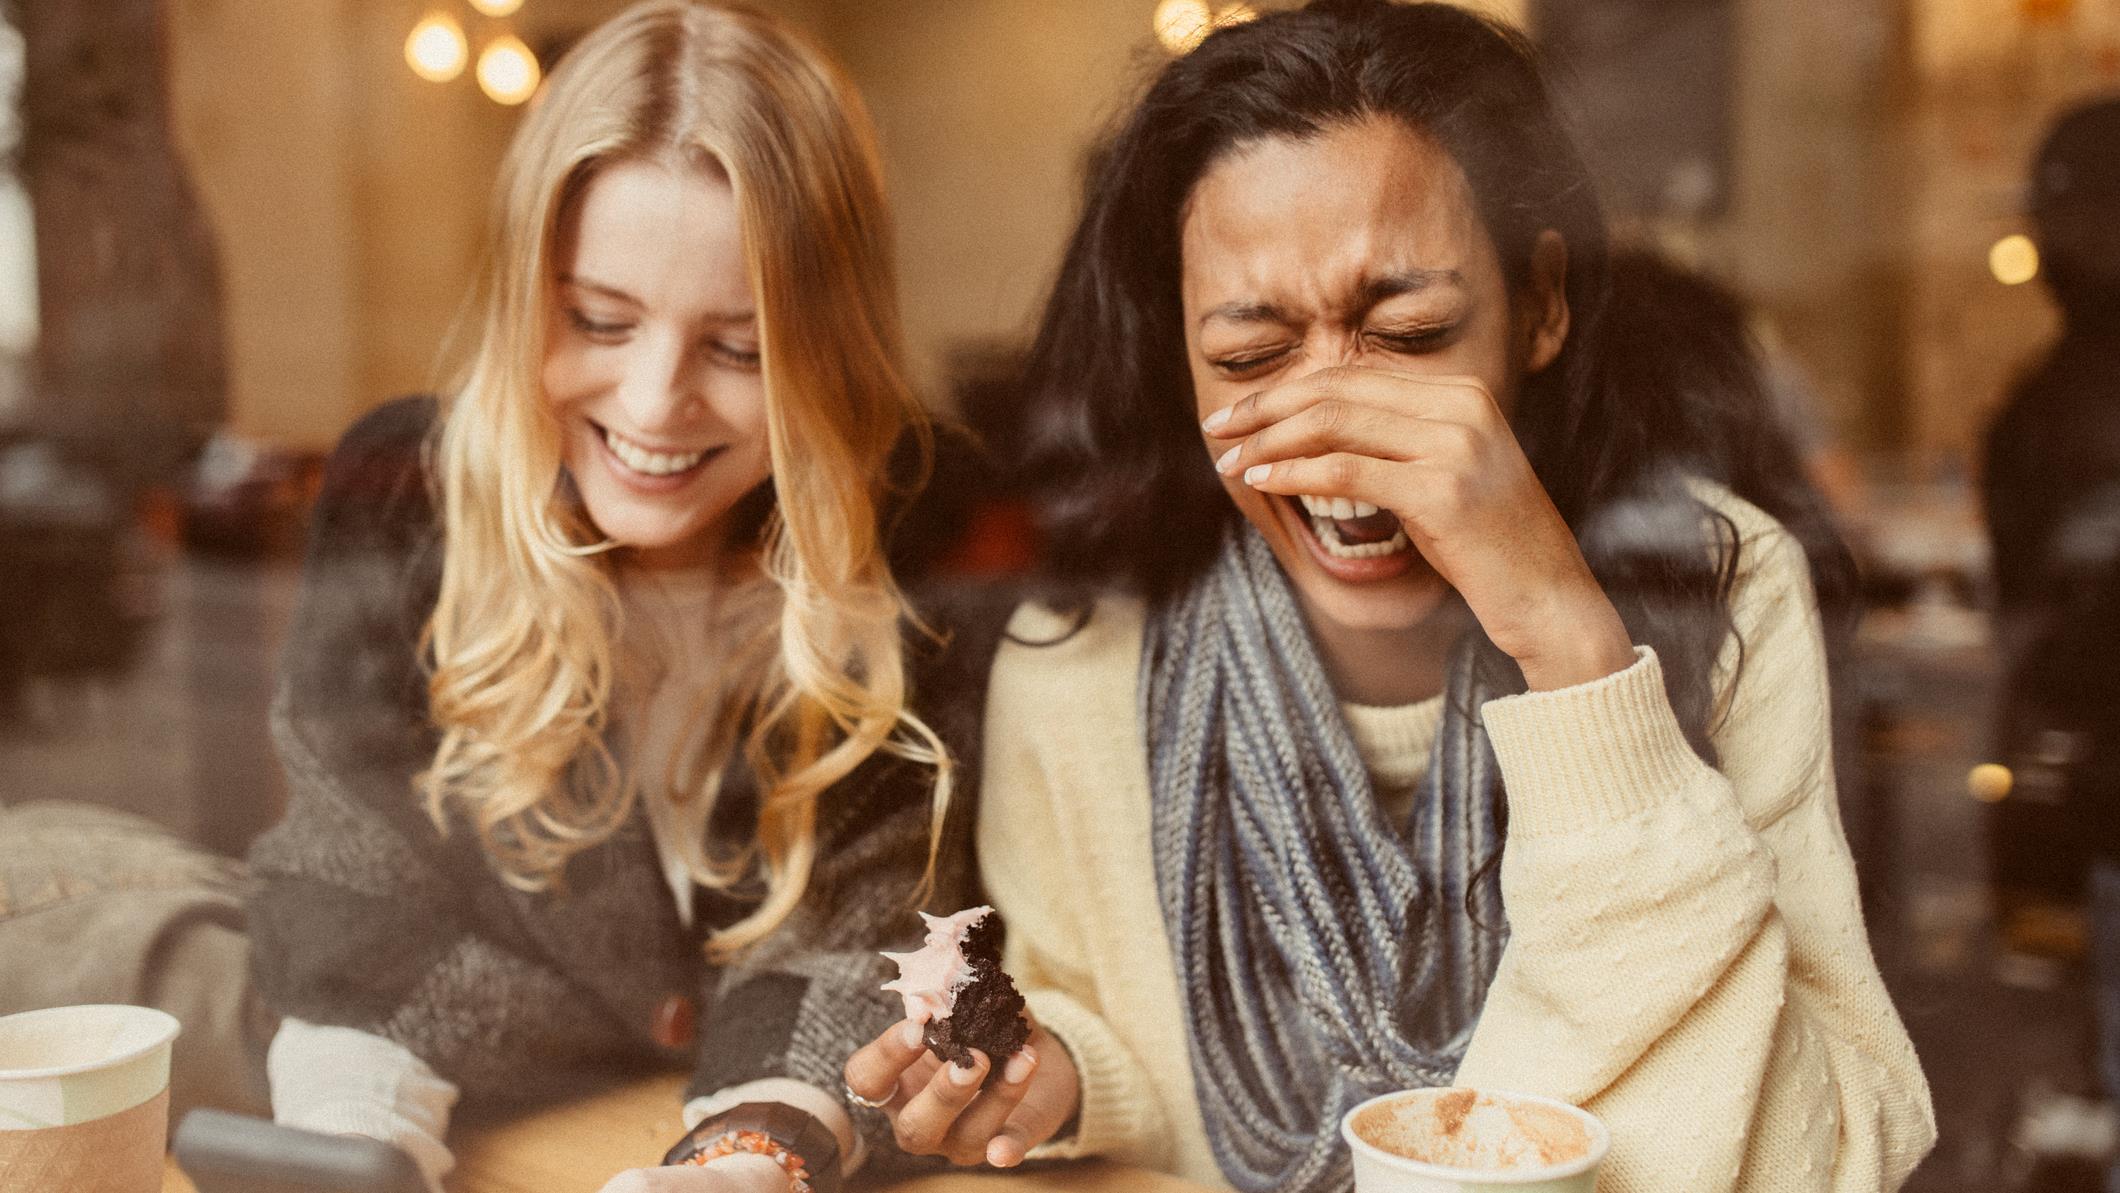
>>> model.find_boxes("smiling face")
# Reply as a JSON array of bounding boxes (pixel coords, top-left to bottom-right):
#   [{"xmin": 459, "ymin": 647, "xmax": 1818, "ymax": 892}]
[
  {"xmin": 543, "ymin": 157, "xmax": 772, "ymax": 570},
  {"xmin": 1180, "ymin": 115, "xmax": 1555, "ymax": 635}
]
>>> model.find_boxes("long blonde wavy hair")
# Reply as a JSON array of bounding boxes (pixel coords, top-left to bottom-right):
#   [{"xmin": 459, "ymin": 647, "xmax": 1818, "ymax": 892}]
[{"xmin": 419, "ymin": 0, "xmax": 948, "ymax": 958}]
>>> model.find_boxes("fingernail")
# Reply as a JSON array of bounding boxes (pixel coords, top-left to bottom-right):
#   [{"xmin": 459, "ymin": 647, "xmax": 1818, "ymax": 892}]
[
  {"xmin": 1003, "ymin": 1047, "xmax": 1036, "ymax": 1085},
  {"xmin": 900, "ymin": 1021, "xmax": 923, "ymax": 1049},
  {"xmin": 1201, "ymin": 407, "xmax": 1231, "ymax": 433},
  {"xmin": 1243, "ymin": 464, "xmax": 1271, "ymax": 486},
  {"xmin": 1215, "ymin": 445, "xmax": 1241, "ymax": 474},
  {"xmin": 950, "ymin": 1056, "xmax": 985, "ymax": 1085}
]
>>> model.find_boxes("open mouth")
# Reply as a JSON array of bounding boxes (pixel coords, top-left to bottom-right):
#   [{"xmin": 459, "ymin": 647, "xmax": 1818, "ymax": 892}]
[
  {"xmin": 595, "ymin": 421, "xmax": 719, "ymax": 480},
  {"xmin": 1287, "ymin": 493, "xmax": 1410, "ymax": 560}
]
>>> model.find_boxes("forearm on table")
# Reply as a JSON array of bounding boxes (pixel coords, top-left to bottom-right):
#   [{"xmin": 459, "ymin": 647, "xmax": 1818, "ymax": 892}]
[
  {"xmin": 684, "ymin": 1078, "xmax": 863, "ymax": 1173},
  {"xmin": 266, "ymin": 1018, "xmax": 459, "ymax": 1193}
]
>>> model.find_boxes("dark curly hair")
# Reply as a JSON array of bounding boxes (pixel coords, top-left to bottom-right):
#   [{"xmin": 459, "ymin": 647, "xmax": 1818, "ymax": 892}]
[{"xmin": 1014, "ymin": 0, "xmax": 1854, "ymax": 760}]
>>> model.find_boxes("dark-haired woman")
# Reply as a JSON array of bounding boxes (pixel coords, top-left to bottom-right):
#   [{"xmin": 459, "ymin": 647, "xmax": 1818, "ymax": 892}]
[{"xmin": 842, "ymin": 2, "xmax": 1931, "ymax": 1190}]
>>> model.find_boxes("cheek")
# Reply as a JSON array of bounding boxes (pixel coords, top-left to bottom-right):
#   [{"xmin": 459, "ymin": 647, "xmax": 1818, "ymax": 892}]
[
  {"xmin": 718, "ymin": 379, "xmax": 774, "ymax": 480},
  {"xmin": 541, "ymin": 343, "xmax": 599, "ymax": 409},
  {"xmin": 723, "ymin": 379, "xmax": 770, "ymax": 437}
]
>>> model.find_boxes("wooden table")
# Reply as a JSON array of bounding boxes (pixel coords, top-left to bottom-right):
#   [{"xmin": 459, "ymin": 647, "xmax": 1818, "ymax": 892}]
[{"xmin": 164, "ymin": 1074, "xmax": 1212, "ymax": 1193}]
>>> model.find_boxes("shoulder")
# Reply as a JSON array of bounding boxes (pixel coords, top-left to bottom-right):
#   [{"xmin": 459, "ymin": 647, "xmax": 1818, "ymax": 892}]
[
  {"xmin": 898, "ymin": 580, "xmax": 1024, "ymax": 759},
  {"xmin": 1683, "ymin": 481, "xmax": 1832, "ymax": 820},
  {"xmin": 325, "ymin": 397, "xmax": 436, "ymax": 489},
  {"xmin": 311, "ymin": 396, "xmax": 440, "ymax": 552},
  {"xmin": 1000, "ymin": 594, "xmax": 1147, "ymax": 666},
  {"xmin": 989, "ymin": 595, "xmax": 1146, "ymax": 724},
  {"xmin": 1684, "ymin": 476, "xmax": 1812, "ymax": 605}
]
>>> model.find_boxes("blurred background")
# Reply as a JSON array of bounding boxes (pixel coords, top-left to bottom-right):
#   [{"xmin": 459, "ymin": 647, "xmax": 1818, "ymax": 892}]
[{"xmin": 0, "ymin": 0, "xmax": 2115, "ymax": 1188}]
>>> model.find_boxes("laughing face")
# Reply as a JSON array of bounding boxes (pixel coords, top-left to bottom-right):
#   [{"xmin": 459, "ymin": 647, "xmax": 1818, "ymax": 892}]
[
  {"xmin": 543, "ymin": 157, "xmax": 772, "ymax": 570},
  {"xmin": 1179, "ymin": 116, "xmax": 1531, "ymax": 634}
]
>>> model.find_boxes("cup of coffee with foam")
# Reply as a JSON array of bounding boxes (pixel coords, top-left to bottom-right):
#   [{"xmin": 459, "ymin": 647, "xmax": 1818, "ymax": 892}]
[{"xmin": 1341, "ymin": 1086, "xmax": 1609, "ymax": 1192}]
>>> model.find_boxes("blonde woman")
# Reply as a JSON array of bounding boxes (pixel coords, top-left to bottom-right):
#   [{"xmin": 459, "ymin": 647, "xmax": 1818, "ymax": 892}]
[{"xmin": 245, "ymin": 4, "xmax": 1017, "ymax": 1191}]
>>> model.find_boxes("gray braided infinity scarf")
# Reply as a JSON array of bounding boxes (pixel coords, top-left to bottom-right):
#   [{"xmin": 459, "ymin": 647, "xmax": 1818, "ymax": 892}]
[{"xmin": 1142, "ymin": 527, "xmax": 1509, "ymax": 1193}]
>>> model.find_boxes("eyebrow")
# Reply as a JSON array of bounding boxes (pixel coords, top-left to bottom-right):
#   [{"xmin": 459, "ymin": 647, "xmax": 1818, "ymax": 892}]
[
  {"xmin": 557, "ymin": 274, "xmax": 639, "ymax": 305},
  {"xmin": 557, "ymin": 274, "xmax": 755, "ymax": 322},
  {"xmin": 1195, "ymin": 268, "xmax": 1465, "ymax": 330}
]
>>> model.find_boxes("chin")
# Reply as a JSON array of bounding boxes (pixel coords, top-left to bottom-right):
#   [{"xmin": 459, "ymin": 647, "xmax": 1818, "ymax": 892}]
[
  {"xmin": 577, "ymin": 498, "xmax": 714, "ymax": 556},
  {"xmin": 1289, "ymin": 569, "xmax": 1452, "ymax": 633}
]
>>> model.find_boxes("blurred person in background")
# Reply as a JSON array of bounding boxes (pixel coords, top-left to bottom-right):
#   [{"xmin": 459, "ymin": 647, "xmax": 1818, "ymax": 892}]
[
  {"xmin": 843, "ymin": 3, "xmax": 1930, "ymax": 1190},
  {"xmin": 2, "ymin": 4, "xmax": 1020, "ymax": 1192},
  {"xmin": 1981, "ymin": 93, "xmax": 2120, "ymax": 1192}
]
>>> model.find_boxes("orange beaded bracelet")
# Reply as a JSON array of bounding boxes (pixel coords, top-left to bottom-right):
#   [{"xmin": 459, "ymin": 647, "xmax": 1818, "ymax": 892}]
[
  {"xmin": 679, "ymin": 1127, "xmax": 815, "ymax": 1192},
  {"xmin": 663, "ymin": 1102, "xmax": 841, "ymax": 1193}
]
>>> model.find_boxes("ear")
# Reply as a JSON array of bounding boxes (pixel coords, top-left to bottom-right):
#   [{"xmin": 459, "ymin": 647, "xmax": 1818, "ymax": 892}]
[{"xmin": 1522, "ymin": 229, "xmax": 1571, "ymax": 375}]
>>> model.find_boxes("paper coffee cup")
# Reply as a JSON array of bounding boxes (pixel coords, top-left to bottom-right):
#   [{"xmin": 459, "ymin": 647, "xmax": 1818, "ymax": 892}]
[
  {"xmin": 1341, "ymin": 1087, "xmax": 1609, "ymax": 1192},
  {"xmin": 0, "ymin": 1005, "xmax": 181, "ymax": 1193}
]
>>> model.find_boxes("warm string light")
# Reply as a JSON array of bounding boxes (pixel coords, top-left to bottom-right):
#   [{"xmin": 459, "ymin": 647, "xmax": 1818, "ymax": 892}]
[
  {"xmin": 405, "ymin": 3, "xmax": 540, "ymax": 106},
  {"xmin": 1154, "ymin": 1, "xmax": 1259, "ymax": 54},
  {"xmin": 1988, "ymin": 233, "xmax": 2040, "ymax": 286},
  {"xmin": 477, "ymin": 34, "xmax": 540, "ymax": 105},
  {"xmin": 1153, "ymin": 0, "xmax": 1213, "ymax": 54},
  {"xmin": 1967, "ymin": 762, "xmax": 2013, "ymax": 803},
  {"xmin": 405, "ymin": 13, "xmax": 468, "ymax": 84}
]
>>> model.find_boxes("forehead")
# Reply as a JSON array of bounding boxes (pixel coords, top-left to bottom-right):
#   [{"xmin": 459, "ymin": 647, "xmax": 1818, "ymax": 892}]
[
  {"xmin": 1179, "ymin": 117, "xmax": 1492, "ymax": 317},
  {"xmin": 558, "ymin": 158, "xmax": 750, "ymax": 302}
]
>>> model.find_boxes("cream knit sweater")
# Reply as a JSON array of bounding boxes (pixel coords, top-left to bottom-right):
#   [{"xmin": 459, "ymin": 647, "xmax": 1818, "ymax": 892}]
[{"xmin": 976, "ymin": 484, "xmax": 1935, "ymax": 1192}]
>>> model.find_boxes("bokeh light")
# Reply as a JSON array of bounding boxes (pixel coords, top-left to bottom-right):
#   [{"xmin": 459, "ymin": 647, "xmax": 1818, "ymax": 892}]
[
  {"xmin": 1967, "ymin": 762, "xmax": 2014, "ymax": 803},
  {"xmin": 1154, "ymin": 0, "xmax": 1214, "ymax": 55},
  {"xmin": 468, "ymin": 0, "xmax": 526, "ymax": 15},
  {"xmin": 1988, "ymin": 233, "xmax": 2040, "ymax": 286},
  {"xmin": 477, "ymin": 35, "xmax": 541, "ymax": 106},
  {"xmin": 405, "ymin": 13, "xmax": 468, "ymax": 84}
]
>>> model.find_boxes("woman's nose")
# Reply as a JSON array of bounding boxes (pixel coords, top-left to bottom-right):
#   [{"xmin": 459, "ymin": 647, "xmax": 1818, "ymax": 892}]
[
  {"xmin": 1307, "ymin": 331, "xmax": 1364, "ymax": 369},
  {"xmin": 616, "ymin": 340, "xmax": 705, "ymax": 432}
]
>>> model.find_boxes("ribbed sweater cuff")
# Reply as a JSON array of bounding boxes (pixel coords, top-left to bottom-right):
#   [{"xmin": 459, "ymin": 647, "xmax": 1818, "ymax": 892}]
[
  {"xmin": 1022, "ymin": 989, "xmax": 1166, "ymax": 1164},
  {"xmin": 1480, "ymin": 646, "xmax": 1711, "ymax": 837}
]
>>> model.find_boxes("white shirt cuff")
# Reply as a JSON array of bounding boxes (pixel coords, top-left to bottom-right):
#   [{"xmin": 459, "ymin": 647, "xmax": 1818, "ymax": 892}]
[{"xmin": 266, "ymin": 1019, "xmax": 459, "ymax": 1193}]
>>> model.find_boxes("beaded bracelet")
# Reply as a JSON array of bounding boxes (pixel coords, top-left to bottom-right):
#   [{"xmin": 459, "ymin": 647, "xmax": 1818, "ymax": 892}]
[
  {"xmin": 679, "ymin": 1127, "xmax": 816, "ymax": 1192},
  {"xmin": 662, "ymin": 1101, "xmax": 843, "ymax": 1193}
]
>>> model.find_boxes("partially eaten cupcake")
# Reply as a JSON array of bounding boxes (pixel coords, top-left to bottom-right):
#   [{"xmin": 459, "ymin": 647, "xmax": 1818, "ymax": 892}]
[{"xmin": 880, "ymin": 905, "xmax": 1030, "ymax": 1069}]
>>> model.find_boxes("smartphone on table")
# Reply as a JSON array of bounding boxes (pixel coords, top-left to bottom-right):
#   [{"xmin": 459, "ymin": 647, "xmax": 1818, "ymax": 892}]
[{"xmin": 172, "ymin": 1109, "xmax": 427, "ymax": 1193}]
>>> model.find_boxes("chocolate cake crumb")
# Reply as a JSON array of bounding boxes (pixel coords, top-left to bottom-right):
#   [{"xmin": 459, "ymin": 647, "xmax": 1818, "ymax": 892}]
[{"xmin": 923, "ymin": 914, "xmax": 1030, "ymax": 1072}]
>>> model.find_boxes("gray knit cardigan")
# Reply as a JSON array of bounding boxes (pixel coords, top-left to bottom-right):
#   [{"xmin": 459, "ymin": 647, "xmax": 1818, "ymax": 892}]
[{"xmin": 245, "ymin": 397, "xmax": 1007, "ymax": 1168}]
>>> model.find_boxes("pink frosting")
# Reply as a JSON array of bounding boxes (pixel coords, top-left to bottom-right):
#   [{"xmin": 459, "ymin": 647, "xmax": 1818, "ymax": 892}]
[{"xmin": 879, "ymin": 906, "xmax": 993, "ymax": 1025}]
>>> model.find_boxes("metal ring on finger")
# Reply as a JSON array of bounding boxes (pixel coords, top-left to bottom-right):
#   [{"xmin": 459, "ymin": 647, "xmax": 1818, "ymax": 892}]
[{"xmin": 843, "ymin": 1081, "xmax": 893, "ymax": 1110}]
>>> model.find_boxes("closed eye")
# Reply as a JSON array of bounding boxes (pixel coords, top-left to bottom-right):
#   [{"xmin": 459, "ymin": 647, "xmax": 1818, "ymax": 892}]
[
  {"xmin": 566, "ymin": 308, "xmax": 634, "ymax": 342},
  {"xmin": 1207, "ymin": 346, "xmax": 1295, "ymax": 378},
  {"xmin": 711, "ymin": 341, "xmax": 762, "ymax": 370},
  {"xmin": 1369, "ymin": 324, "xmax": 1457, "ymax": 353}
]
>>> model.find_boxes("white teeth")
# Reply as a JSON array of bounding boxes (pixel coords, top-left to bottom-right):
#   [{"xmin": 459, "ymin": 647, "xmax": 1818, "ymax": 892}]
[
  {"xmin": 603, "ymin": 427, "xmax": 707, "ymax": 476},
  {"xmin": 1309, "ymin": 515, "xmax": 1410, "ymax": 560},
  {"xmin": 1298, "ymin": 494, "xmax": 1383, "ymax": 521}
]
